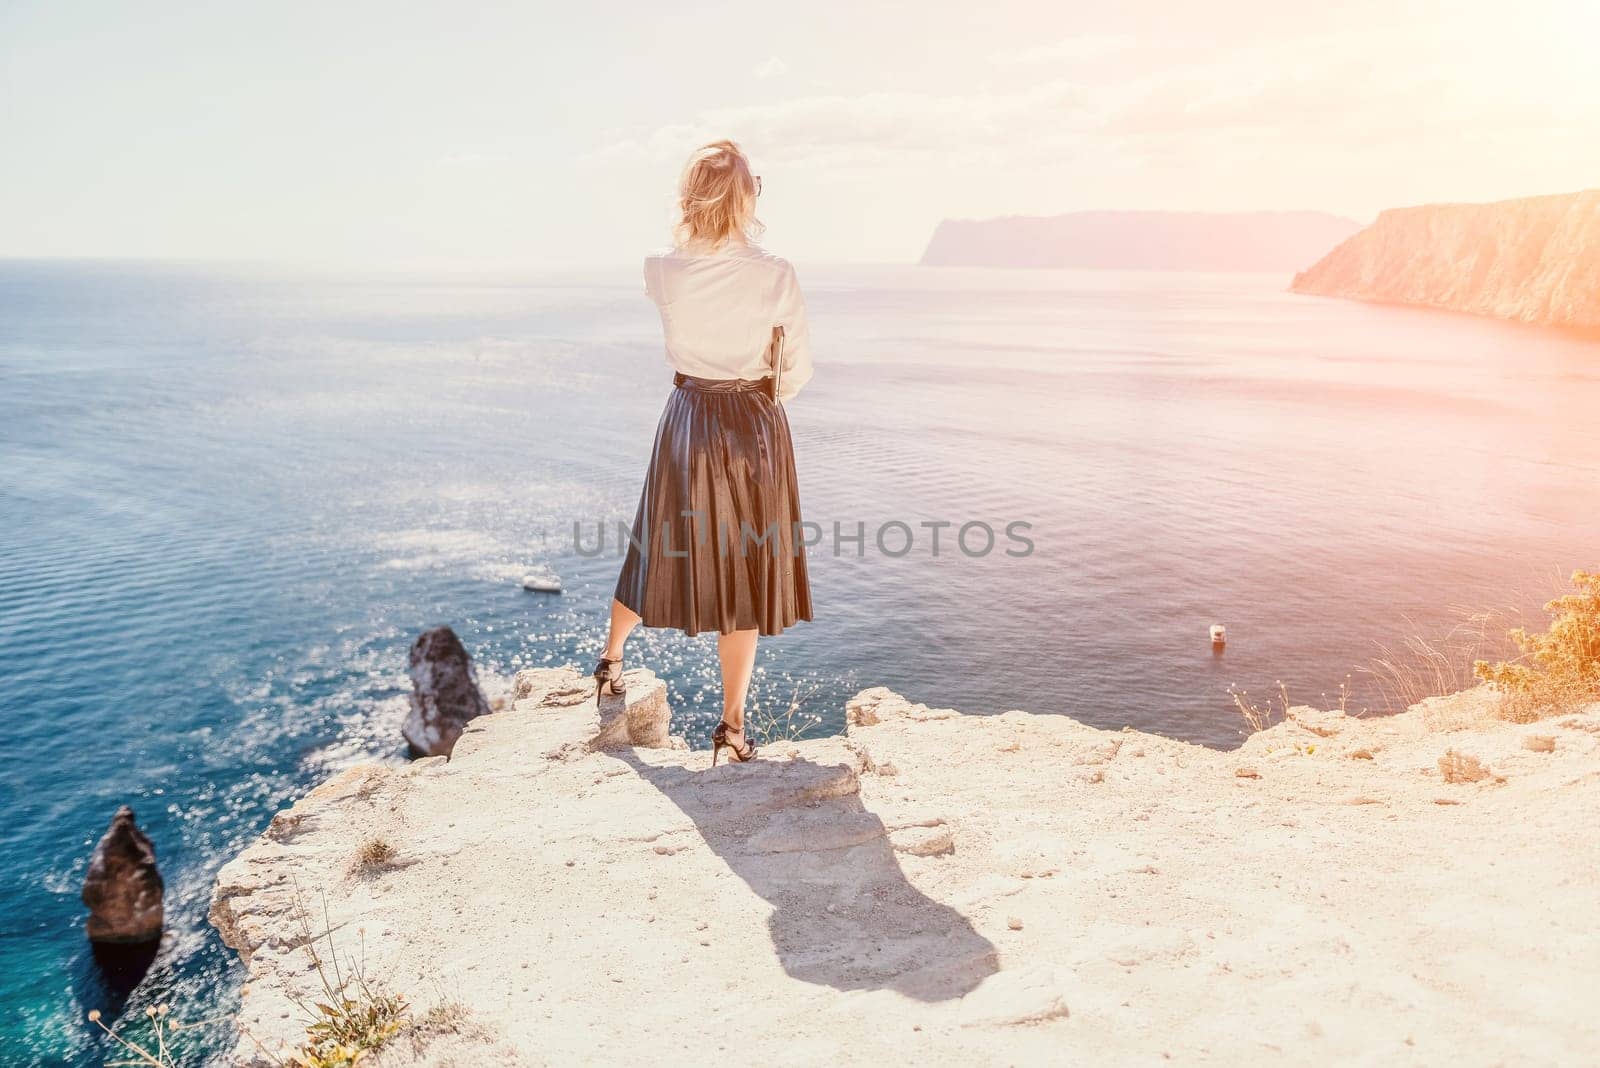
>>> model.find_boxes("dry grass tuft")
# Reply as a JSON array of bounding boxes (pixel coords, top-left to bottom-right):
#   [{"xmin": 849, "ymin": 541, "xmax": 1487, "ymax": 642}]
[
  {"xmin": 1365, "ymin": 608, "xmax": 1512, "ymax": 713},
  {"xmin": 1475, "ymin": 570, "xmax": 1600, "ymax": 722},
  {"xmin": 745, "ymin": 680, "xmax": 825, "ymax": 746},
  {"xmin": 1438, "ymin": 749, "xmax": 1493, "ymax": 784},
  {"xmin": 353, "ymin": 771, "xmax": 385, "ymax": 803},
  {"xmin": 413, "ymin": 1001, "xmax": 470, "ymax": 1034},
  {"xmin": 1229, "ymin": 681, "xmax": 1293, "ymax": 735},
  {"xmin": 352, "ymin": 837, "xmax": 396, "ymax": 875},
  {"xmin": 90, "ymin": 889, "xmax": 409, "ymax": 1068},
  {"xmin": 85, "ymin": 1003, "xmax": 224, "ymax": 1067},
  {"xmin": 275, "ymin": 884, "xmax": 409, "ymax": 1068},
  {"xmin": 1360, "ymin": 571, "xmax": 1600, "ymax": 726}
]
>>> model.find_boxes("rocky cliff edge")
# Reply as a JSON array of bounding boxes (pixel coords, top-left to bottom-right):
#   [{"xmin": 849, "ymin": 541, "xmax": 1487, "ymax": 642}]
[
  {"xmin": 1290, "ymin": 189, "xmax": 1600, "ymax": 329},
  {"xmin": 211, "ymin": 670, "xmax": 1600, "ymax": 1065}
]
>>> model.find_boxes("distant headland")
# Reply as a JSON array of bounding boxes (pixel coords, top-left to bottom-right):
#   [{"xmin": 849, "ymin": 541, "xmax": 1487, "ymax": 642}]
[
  {"xmin": 918, "ymin": 210, "xmax": 1363, "ymax": 272},
  {"xmin": 1290, "ymin": 189, "xmax": 1600, "ymax": 329}
]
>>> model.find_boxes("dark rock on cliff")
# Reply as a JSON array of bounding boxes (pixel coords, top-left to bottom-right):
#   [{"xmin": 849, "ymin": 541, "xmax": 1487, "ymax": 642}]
[
  {"xmin": 919, "ymin": 210, "xmax": 1362, "ymax": 272},
  {"xmin": 1290, "ymin": 190, "xmax": 1600, "ymax": 329},
  {"xmin": 82, "ymin": 806, "xmax": 164, "ymax": 945},
  {"xmin": 402, "ymin": 625, "xmax": 492, "ymax": 757}
]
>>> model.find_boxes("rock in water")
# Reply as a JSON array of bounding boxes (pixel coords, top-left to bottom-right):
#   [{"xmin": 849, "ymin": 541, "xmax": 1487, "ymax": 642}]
[
  {"xmin": 402, "ymin": 626, "xmax": 492, "ymax": 758},
  {"xmin": 82, "ymin": 806, "xmax": 164, "ymax": 945}
]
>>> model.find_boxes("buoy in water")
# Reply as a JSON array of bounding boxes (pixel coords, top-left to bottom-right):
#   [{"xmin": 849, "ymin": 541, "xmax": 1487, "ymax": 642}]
[
  {"xmin": 1210, "ymin": 624, "xmax": 1227, "ymax": 646},
  {"xmin": 522, "ymin": 574, "xmax": 561, "ymax": 594}
]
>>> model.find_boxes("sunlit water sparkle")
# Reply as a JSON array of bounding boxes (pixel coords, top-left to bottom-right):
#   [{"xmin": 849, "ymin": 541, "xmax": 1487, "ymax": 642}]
[{"xmin": 2, "ymin": 260, "xmax": 1598, "ymax": 1063}]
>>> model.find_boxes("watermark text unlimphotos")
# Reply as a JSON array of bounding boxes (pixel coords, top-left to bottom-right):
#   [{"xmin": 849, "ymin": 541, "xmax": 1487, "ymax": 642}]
[{"xmin": 559, "ymin": 514, "xmax": 1035, "ymax": 559}]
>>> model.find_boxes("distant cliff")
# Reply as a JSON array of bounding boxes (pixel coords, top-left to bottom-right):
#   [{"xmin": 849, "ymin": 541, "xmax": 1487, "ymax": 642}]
[
  {"xmin": 1291, "ymin": 190, "xmax": 1600, "ymax": 329},
  {"xmin": 919, "ymin": 210, "xmax": 1362, "ymax": 272}
]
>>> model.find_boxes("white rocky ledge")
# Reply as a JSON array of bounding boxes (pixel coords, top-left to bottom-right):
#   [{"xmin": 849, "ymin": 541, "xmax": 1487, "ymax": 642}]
[{"xmin": 211, "ymin": 672, "xmax": 1600, "ymax": 1064}]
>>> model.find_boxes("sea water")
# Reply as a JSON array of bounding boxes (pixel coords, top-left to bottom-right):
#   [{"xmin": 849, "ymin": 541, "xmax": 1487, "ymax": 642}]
[{"xmin": 3, "ymin": 260, "xmax": 1598, "ymax": 1064}]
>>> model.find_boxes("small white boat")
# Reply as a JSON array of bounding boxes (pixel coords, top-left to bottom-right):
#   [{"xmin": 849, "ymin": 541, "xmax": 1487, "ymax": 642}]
[
  {"xmin": 522, "ymin": 574, "xmax": 561, "ymax": 594},
  {"xmin": 1210, "ymin": 624, "xmax": 1227, "ymax": 645}
]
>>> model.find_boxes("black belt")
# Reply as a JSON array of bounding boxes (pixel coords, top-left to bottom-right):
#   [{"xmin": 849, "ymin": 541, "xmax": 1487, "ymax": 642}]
[{"xmin": 673, "ymin": 372, "xmax": 774, "ymax": 397}]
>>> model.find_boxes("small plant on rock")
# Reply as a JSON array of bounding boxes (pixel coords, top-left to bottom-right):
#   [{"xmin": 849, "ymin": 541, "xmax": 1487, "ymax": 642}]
[
  {"xmin": 87, "ymin": 1004, "xmax": 193, "ymax": 1067},
  {"xmin": 745, "ymin": 680, "xmax": 825, "ymax": 746},
  {"xmin": 1229, "ymin": 681, "xmax": 1293, "ymax": 735},
  {"xmin": 1475, "ymin": 569, "xmax": 1600, "ymax": 722},
  {"xmin": 350, "ymin": 837, "xmax": 396, "ymax": 876},
  {"xmin": 1365, "ymin": 608, "xmax": 1504, "ymax": 713},
  {"xmin": 243, "ymin": 883, "xmax": 408, "ymax": 1068},
  {"xmin": 1439, "ymin": 749, "xmax": 1494, "ymax": 784}
]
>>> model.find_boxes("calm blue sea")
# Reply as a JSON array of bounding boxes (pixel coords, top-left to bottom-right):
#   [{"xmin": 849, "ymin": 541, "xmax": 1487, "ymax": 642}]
[{"xmin": 3, "ymin": 259, "xmax": 1599, "ymax": 1064}]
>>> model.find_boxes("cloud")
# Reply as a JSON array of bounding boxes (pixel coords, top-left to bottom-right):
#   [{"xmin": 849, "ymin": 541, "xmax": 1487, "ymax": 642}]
[
  {"xmin": 589, "ymin": 23, "xmax": 1599, "ymax": 180},
  {"xmin": 588, "ymin": 80, "xmax": 1094, "ymax": 169},
  {"xmin": 988, "ymin": 33, "xmax": 1139, "ymax": 66},
  {"xmin": 436, "ymin": 150, "xmax": 512, "ymax": 166},
  {"xmin": 752, "ymin": 56, "xmax": 787, "ymax": 79}
]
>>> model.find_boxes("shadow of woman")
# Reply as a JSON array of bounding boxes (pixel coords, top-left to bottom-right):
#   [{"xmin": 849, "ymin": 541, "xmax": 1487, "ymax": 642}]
[{"xmin": 611, "ymin": 746, "xmax": 997, "ymax": 1002}]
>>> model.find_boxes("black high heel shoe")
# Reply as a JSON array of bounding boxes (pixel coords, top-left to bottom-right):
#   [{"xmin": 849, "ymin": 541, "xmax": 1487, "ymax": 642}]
[
  {"xmin": 711, "ymin": 721, "xmax": 756, "ymax": 766},
  {"xmin": 592, "ymin": 656, "xmax": 625, "ymax": 702}
]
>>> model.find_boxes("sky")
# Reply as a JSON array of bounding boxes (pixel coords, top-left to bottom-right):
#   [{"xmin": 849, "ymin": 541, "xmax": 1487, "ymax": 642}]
[{"xmin": 2, "ymin": 0, "xmax": 1597, "ymax": 266}]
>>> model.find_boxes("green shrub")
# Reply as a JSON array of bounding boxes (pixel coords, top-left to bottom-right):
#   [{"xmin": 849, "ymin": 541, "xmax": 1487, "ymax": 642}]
[{"xmin": 1475, "ymin": 570, "xmax": 1600, "ymax": 721}]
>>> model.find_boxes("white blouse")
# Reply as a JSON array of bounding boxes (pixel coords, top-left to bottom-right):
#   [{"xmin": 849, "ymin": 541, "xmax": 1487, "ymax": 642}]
[{"xmin": 643, "ymin": 243, "xmax": 814, "ymax": 401}]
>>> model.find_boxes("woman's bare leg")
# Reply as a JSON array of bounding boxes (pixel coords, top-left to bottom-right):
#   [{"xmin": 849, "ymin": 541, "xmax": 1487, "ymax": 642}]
[
  {"xmin": 604, "ymin": 599, "xmax": 641, "ymax": 660},
  {"xmin": 716, "ymin": 628, "xmax": 759, "ymax": 731}
]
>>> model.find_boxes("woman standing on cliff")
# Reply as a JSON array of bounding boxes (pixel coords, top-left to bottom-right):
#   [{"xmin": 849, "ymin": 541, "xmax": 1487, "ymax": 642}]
[{"xmin": 594, "ymin": 140, "xmax": 815, "ymax": 766}]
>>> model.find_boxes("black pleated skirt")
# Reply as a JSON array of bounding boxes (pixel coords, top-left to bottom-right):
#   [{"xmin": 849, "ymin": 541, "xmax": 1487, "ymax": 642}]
[{"xmin": 613, "ymin": 374, "xmax": 813, "ymax": 637}]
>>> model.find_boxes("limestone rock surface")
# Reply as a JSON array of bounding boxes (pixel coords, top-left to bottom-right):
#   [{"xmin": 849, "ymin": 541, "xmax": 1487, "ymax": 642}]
[{"xmin": 213, "ymin": 670, "xmax": 1600, "ymax": 1065}]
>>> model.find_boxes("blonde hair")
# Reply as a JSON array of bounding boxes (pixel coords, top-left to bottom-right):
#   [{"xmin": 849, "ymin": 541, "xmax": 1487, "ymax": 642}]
[{"xmin": 673, "ymin": 139, "xmax": 763, "ymax": 251}]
